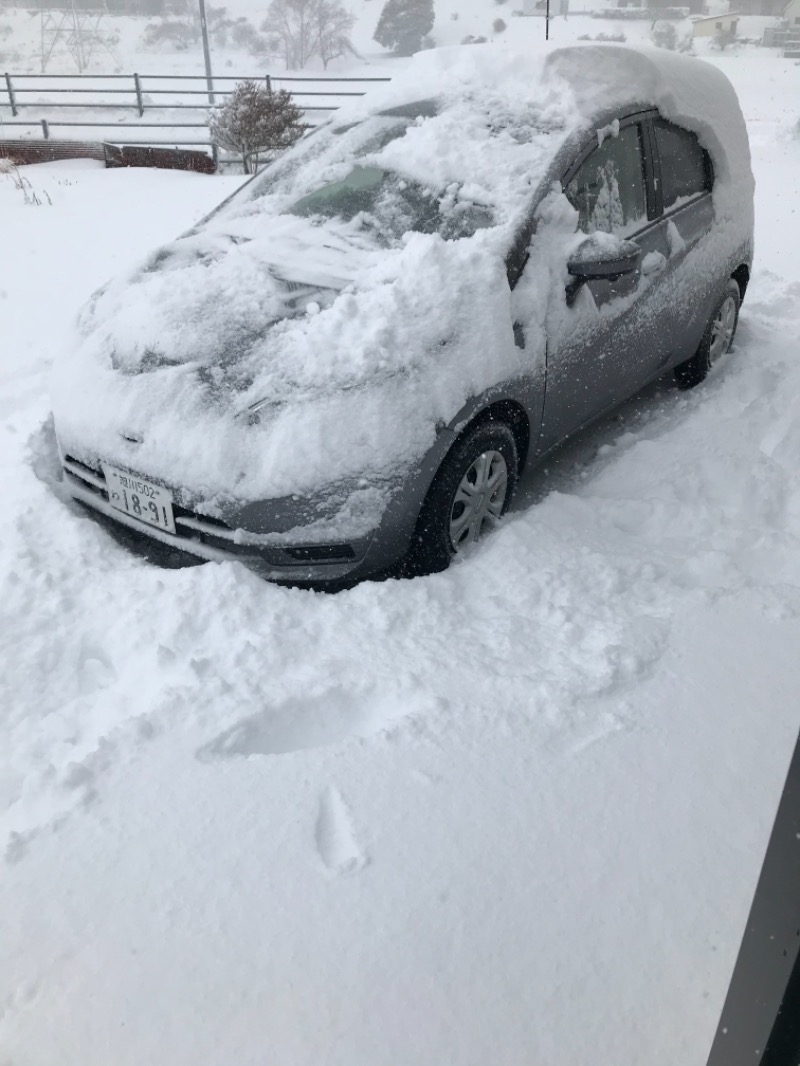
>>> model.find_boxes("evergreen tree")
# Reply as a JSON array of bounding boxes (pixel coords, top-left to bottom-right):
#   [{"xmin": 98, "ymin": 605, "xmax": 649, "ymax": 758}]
[{"xmin": 373, "ymin": 0, "xmax": 433, "ymax": 55}]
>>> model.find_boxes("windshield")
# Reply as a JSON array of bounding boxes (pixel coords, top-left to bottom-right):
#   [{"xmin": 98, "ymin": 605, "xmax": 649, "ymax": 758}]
[{"xmin": 288, "ymin": 165, "xmax": 494, "ymax": 242}]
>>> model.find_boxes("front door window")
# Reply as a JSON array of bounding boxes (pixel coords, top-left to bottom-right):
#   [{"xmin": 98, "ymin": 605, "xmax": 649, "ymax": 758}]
[{"xmin": 565, "ymin": 124, "xmax": 647, "ymax": 236}]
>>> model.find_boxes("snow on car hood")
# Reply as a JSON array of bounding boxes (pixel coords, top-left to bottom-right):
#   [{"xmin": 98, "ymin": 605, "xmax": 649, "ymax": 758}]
[{"xmin": 51, "ymin": 44, "xmax": 753, "ymax": 509}]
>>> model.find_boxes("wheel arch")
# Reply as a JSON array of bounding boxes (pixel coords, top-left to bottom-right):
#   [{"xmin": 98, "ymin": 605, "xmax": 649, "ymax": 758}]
[
  {"xmin": 731, "ymin": 263, "xmax": 750, "ymax": 303},
  {"xmin": 450, "ymin": 399, "xmax": 531, "ymax": 475}
]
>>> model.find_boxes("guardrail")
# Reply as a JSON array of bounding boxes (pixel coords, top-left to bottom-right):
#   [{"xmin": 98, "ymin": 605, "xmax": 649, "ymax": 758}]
[{"xmin": 0, "ymin": 71, "xmax": 392, "ymax": 152}]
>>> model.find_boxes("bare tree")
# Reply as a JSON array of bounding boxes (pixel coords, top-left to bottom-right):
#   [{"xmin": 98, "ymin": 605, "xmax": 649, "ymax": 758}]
[
  {"xmin": 261, "ymin": 0, "xmax": 354, "ymax": 69},
  {"xmin": 313, "ymin": 0, "xmax": 356, "ymax": 68},
  {"xmin": 209, "ymin": 80, "xmax": 304, "ymax": 174},
  {"xmin": 262, "ymin": 0, "xmax": 316, "ymax": 69}
]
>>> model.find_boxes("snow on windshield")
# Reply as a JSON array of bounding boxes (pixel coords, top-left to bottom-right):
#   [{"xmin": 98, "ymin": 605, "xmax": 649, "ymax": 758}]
[{"xmin": 51, "ymin": 44, "xmax": 752, "ymax": 521}]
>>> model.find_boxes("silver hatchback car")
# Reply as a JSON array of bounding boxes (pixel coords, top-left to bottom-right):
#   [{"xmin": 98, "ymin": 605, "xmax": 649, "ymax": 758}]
[{"xmin": 53, "ymin": 45, "xmax": 754, "ymax": 586}]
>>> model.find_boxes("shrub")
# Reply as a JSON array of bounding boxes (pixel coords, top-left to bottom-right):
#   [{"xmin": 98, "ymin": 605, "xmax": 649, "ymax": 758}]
[
  {"xmin": 578, "ymin": 30, "xmax": 626, "ymax": 41},
  {"xmin": 209, "ymin": 81, "xmax": 304, "ymax": 174},
  {"xmin": 710, "ymin": 25, "xmax": 736, "ymax": 50},
  {"xmin": 230, "ymin": 19, "xmax": 270, "ymax": 54},
  {"xmin": 141, "ymin": 17, "xmax": 199, "ymax": 49},
  {"xmin": 651, "ymin": 20, "xmax": 678, "ymax": 48},
  {"xmin": 492, "ymin": 17, "xmax": 506, "ymax": 32},
  {"xmin": 651, "ymin": 18, "xmax": 692, "ymax": 51}
]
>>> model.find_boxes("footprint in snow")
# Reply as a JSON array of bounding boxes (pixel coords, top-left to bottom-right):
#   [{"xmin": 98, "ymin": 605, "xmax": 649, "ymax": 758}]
[
  {"xmin": 314, "ymin": 786, "xmax": 367, "ymax": 875},
  {"xmin": 196, "ymin": 684, "xmax": 423, "ymax": 759}
]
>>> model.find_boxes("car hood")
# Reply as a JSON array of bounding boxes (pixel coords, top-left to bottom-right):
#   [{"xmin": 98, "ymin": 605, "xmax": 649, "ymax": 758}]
[
  {"xmin": 52, "ymin": 215, "xmax": 538, "ymax": 507},
  {"xmin": 81, "ymin": 213, "xmax": 384, "ymax": 388}
]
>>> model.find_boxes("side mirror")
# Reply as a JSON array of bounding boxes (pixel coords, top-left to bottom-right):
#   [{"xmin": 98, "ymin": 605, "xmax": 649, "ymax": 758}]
[{"xmin": 566, "ymin": 235, "xmax": 643, "ymax": 306}]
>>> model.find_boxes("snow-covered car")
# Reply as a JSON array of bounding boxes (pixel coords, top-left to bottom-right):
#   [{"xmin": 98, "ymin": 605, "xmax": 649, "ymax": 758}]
[{"xmin": 52, "ymin": 44, "xmax": 754, "ymax": 586}]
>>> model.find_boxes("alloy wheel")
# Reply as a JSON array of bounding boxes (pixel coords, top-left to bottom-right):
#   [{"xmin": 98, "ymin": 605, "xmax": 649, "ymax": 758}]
[
  {"xmin": 449, "ymin": 450, "xmax": 509, "ymax": 552},
  {"xmin": 709, "ymin": 295, "xmax": 738, "ymax": 365}
]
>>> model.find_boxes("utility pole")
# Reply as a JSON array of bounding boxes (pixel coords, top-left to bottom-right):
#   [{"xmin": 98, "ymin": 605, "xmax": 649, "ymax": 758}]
[{"xmin": 197, "ymin": 0, "xmax": 215, "ymax": 107}]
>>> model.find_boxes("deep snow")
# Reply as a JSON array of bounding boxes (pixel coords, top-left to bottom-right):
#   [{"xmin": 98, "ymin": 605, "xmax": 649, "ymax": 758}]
[{"xmin": 1, "ymin": 46, "xmax": 800, "ymax": 1066}]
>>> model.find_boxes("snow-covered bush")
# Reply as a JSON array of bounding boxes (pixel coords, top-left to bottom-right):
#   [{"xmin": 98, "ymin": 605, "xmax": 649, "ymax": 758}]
[
  {"xmin": 578, "ymin": 30, "xmax": 626, "ymax": 42},
  {"xmin": 261, "ymin": 0, "xmax": 355, "ymax": 70},
  {"xmin": 373, "ymin": 0, "xmax": 434, "ymax": 56},
  {"xmin": 650, "ymin": 19, "xmax": 692, "ymax": 52},
  {"xmin": 0, "ymin": 159, "xmax": 52, "ymax": 206},
  {"xmin": 710, "ymin": 26, "xmax": 737, "ymax": 50},
  {"xmin": 209, "ymin": 80, "xmax": 304, "ymax": 174},
  {"xmin": 229, "ymin": 18, "xmax": 271, "ymax": 54},
  {"xmin": 493, "ymin": 17, "xmax": 507, "ymax": 33},
  {"xmin": 461, "ymin": 33, "xmax": 487, "ymax": 43},
  {"xmin": 651, "ymin": 20, "xmax": 677, "ymax": 48},
  {"xmin": 141, "ymin": 16, "xmax": 199, "ymax": 49},
  {"xmin": 141, "ymin": 7, "xmax": 246, "ymax": 50}
]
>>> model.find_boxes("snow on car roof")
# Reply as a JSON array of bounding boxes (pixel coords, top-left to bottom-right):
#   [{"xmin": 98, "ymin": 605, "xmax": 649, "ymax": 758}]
[{"xmin": 51, "ymin": 44, "xmax": 752, "ymax": 519}]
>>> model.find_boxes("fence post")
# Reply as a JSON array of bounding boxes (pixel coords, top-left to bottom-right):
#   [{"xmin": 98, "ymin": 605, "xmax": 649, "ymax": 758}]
[
  {"xmin": 133, "ymin": 72, "xmax": 144, "ymax": 117},
  {"xmin": 41, "ymin": 118, "xmax": 49, "ymax": 139},
  {"xmin": 4, "ymin": 73, "xmax": 17, "ymax": 116},
  {"xmin": 265, "ymin": 74, "xmax": 272, "ymax": 94}
]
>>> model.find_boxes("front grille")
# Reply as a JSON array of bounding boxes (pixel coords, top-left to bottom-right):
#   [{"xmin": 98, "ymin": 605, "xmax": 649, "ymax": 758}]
[
  {"xmin": 173, "ymin": 503, "xmax": 231, "ymax": 532},
  {"xmin": 63, "ymin": 455, "xmax": 106, "ymax": 495},
  {"xmin": 61, "ymin": 457, "xmax": 361, "ymax": 571},
  {"xmin": 62, "ymin": 455, "xmax": 235, "ymax": 543}
]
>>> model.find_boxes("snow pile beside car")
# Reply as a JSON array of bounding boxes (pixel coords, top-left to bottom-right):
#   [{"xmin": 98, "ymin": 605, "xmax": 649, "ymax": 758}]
[{"xmin": 51, "ymin": 44, "xmax": 753, "ymax": 512}]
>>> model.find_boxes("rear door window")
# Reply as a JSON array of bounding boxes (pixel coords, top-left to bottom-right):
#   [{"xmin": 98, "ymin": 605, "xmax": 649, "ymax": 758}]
[
  {"xmin": 565, "ymin": 123, "xmax": 647, "ymax": 236},
  {"xmin": 652, "ymin": 119, "xmax": 712, "ymax": 210}
]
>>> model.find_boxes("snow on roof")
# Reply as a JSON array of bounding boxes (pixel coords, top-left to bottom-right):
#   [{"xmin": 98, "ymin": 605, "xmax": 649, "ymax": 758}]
[
  {"xmin": 690, "ymin": 12, "xmax": 743, "ymax": 20},
  {"xmin": 51, "ymin": 44, "xmax": 753, "ymax": 517}
]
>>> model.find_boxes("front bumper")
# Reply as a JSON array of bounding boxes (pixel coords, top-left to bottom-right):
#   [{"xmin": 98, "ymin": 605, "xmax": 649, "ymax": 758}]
[{"xmin": 60, "ymin": 454, "xmax": 379, "ymax": 584}]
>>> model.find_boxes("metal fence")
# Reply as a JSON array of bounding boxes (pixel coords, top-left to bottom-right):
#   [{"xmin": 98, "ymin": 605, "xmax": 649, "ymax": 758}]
[
  {"xmin": 0, "ymin": 71, "xmax": 392, "ymax": 150},
  {"xmin": 762, "ymin": 25, "xmax": 800, "ymax": 55}
]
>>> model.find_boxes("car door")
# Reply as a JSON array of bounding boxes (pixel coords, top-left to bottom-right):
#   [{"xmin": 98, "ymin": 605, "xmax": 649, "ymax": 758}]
[
  {"xmin": 649, "ymin": 117, "xmax": 717, "ymax": 362},
  {"xmin": 535, "ymin": 113, "xmax": 677, "ymax": 455}
]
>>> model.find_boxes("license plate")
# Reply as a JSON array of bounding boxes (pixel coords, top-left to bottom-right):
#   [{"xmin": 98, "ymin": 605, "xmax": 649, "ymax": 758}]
[{"xmin": 101, "ymin": 463, "xmax": 176, "ymax": 534}]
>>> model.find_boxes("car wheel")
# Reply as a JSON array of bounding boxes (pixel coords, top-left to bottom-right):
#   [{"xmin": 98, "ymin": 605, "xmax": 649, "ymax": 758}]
[
  {"xmin": 674, "ymin": 279, "xmax": 741, "ymax": 390},
  {"xmin": 406, "ymin": 421, "xmax": 518, "ymax": 576}
]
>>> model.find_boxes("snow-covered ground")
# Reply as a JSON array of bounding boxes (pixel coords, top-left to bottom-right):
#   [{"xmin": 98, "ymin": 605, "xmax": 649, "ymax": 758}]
[{"xmin": 2, "ymin": 46, "xmax": 800, "ymax": 1066}]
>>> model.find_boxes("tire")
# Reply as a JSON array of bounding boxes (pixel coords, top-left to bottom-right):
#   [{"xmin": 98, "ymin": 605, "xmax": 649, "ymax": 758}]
[
  {"xmin": 674, "ymin": 279, "xmax": 741, "ymax": 390},
  {"xmin": 405, "ymin": 421, "xmax": 518, "ymax": 576}
]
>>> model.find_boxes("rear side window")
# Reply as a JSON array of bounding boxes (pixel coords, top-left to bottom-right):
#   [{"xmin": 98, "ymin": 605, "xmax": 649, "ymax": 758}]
[
  {"xmin": 565, "ymin": 123, "xmax": 647, "ymax": 237},
  {"xmin": 653, "ymin": 119, "xmax": 712, "ymax": 210}
]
